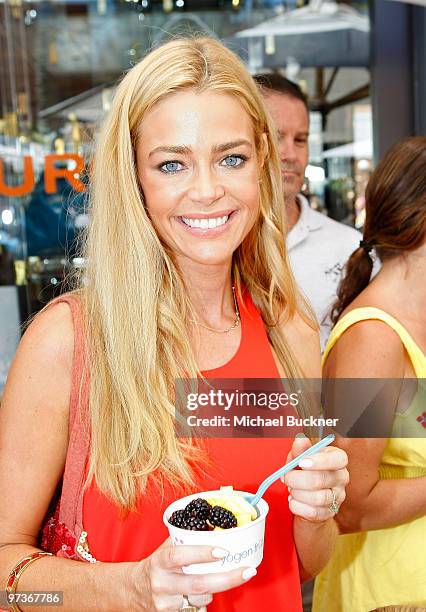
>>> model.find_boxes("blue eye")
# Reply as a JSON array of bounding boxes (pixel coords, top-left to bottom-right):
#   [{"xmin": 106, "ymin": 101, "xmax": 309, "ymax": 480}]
[
  {"xmin": 222, "ymin": 155, "xmax": 247, "ymax": 168},
  {"xmin": 159, "ymin": 161, "xmax": 183, "ymax": 173}
]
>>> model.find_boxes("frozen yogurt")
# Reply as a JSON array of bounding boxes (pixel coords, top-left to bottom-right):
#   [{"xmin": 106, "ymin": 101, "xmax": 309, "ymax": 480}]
[{"xmin": 168, "ymin": 486, "xmax": 258, "ymax": 531}]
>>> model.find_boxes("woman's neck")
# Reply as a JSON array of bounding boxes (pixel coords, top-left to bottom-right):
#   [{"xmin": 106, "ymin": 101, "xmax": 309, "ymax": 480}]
[{"xmin": 178, "ymin": 259, "xmax": 236, "ymax": 328}]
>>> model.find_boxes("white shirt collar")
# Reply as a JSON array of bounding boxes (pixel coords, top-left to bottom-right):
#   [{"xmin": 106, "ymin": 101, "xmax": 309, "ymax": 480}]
[{"xmin": 287, "ymin": 194, "xmax": 323, "ymax": 250}]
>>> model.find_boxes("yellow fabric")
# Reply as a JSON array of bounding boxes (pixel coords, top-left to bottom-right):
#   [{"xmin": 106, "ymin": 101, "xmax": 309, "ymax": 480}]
[
  {"xmin": 313, "ymin": 307, "xmax": 426, "ymax": 612},
  {"xmin": 322, "ymin": 307, "xmax": 426, "ymax": 378}
]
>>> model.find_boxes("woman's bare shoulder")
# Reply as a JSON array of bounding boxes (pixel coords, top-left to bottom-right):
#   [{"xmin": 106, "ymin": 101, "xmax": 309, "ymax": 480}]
[
  {"xmin": 24, "ymin": 300, "xmax": 75, "ymax": 369},
  {"xmin": 325, "ymin": 316, "xmax": 405, "ymax": 378},
  {"xmin": 2, "ymin": 299, "xmax": 76, "ymax": 417}
]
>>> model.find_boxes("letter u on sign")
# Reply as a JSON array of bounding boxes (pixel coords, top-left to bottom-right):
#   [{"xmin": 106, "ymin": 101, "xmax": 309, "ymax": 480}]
[{"xmin": 0, "ymin": 156, "xmax": 35, "ymax": 196}]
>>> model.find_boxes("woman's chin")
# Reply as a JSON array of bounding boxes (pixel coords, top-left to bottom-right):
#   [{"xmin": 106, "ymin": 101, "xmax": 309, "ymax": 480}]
[{"xmin": 179, "ymin": 250, "xmax": 234, "ymax": 269}]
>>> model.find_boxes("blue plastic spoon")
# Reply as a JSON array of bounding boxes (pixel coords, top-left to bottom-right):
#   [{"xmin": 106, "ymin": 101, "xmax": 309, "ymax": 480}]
[{"xmin": 244, "ymin": 433, "xmax": 336, "ymax": 508}]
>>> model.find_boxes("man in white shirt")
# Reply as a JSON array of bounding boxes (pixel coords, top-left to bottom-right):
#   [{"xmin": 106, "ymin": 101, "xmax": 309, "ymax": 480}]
[{"xmin": 255, "ymin": 74, "xmax": 362, "ymax": 349}]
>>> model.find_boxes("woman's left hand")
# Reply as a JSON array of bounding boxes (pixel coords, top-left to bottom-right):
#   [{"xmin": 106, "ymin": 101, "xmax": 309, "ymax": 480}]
[{"xmin": 282, "ymin": 436, "xmax": 349, "ymax": 522}]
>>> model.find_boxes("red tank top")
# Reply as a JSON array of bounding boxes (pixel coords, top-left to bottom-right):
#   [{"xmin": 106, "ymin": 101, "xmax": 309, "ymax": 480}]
[{"xmin": 44, "ymin": 291, "xmax": 302, "ymax": 611}]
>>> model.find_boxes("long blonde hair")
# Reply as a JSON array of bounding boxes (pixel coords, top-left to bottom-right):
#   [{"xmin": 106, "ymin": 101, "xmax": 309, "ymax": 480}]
[{"xmin": 78, "ymin": 36, "xmax": 315, "ymax": 509}]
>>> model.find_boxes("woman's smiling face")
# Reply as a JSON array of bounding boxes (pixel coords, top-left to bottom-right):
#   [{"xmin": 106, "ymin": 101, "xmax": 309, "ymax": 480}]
[{"xmin": 136, "ymin": 89, "xmax": 262, "ymax": 268}]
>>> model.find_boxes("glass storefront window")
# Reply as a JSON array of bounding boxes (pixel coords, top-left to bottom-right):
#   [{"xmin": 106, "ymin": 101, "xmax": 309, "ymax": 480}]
[{"xmin": 5, "ymin": 0, "xmax": 426, "ymax": 391}]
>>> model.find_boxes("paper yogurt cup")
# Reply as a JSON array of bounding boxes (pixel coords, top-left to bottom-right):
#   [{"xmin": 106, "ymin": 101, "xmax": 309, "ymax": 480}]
[{"xmin": 163, "ymin": 489, "xmax": 269, "ymax": 574}]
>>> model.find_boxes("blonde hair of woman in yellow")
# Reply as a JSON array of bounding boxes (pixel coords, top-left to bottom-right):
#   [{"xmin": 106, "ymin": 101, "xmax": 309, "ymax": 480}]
[
  {"xmin": 0, "ymin": 37, "xmax": 348, "ymax": 611},
  {"xmin": 313, "ymin": 136, "xmax": 426, "ymax": 612}
]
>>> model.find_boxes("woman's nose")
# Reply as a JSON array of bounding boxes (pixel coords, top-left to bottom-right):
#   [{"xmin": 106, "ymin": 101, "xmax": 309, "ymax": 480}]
[{"xmin": 187, "ymin": 168, "xmax": 225, "ymax": 205}]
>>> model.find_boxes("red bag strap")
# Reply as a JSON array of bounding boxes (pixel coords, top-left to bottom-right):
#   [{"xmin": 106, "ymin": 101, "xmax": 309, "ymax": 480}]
[{"xmin": 44, "ymin": 293, "xmax": 90, "ymax": 535}]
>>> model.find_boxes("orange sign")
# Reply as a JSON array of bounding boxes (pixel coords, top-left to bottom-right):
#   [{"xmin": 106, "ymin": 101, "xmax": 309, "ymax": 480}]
[{"xmin": 0, "ymin": 154, "xmax": 87, "ymax": 196}]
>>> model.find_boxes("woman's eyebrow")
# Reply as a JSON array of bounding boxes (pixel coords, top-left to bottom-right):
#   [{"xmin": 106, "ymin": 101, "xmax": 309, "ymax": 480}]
[
  {"xmin": 212, "ymin": 139, "xmax": 252, "ymax": 153},
  {"xmin": 149, "ymin": 139, "xmax": 252, "ymax": 158},
  {"xmin": 149, "ymin": 145, "xmax": 191, "ymax": 157}
]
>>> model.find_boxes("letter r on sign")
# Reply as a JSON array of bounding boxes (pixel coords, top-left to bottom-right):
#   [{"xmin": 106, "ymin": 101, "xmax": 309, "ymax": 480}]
[{"xmin": 44, "ymin": 154, "xmax": 86, "ymax": 194}]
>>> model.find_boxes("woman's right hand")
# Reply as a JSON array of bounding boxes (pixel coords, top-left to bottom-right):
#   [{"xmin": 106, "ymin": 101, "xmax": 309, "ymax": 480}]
[{"xmin": 126, "ymin": 538, "xmax": 257, "ymax": 611}]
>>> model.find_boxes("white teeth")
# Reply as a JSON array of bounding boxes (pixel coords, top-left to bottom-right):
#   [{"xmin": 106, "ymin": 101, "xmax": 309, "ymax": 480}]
[{"xmin": 181, "ymin": 215, "xmax": 230, "ymax": 229}]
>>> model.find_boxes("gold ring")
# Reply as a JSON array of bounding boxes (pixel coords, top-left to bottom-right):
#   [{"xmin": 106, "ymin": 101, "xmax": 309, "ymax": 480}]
[
  {"xmin": 179, "ymin": 595, "xmax": 199, "ymax": 611},
  {"xmin": 329, "ymin": 488, "xmax": 339, "ymax": 513}
]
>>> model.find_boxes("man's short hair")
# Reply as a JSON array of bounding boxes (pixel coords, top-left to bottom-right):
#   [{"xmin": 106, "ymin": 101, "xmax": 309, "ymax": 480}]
[{"xmin": 253, "ymin": 73, "xmax": 309, "ymax": 114}]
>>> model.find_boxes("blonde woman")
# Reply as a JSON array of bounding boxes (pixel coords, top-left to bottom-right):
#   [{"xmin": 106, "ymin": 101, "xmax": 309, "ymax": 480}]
[{"xmin": 0, "ymin": 38, "xmax": 348, "ymax": 611}]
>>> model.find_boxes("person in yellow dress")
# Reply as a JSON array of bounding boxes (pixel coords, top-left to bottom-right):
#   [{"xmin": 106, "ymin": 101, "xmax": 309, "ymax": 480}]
[{"xmin": 312, "ymin": 136, "xmax": 426, "ymax": 612}]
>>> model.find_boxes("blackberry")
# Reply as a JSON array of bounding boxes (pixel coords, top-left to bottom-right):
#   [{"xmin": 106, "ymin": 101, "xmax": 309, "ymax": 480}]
[
  {"xmin": 185, "ymin": 498, "xmax": 211, "ymax": 521},
  {"xmin": 169, "ymin": 509, "xmax": 187, "ymax": 529},
  {"xmin": 186, "ymin": 516, "xmax": 212, "ymax": 531},
  {"xmin": 208, "ymin": 506, "xmax": 237, "ymax": 529}
]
